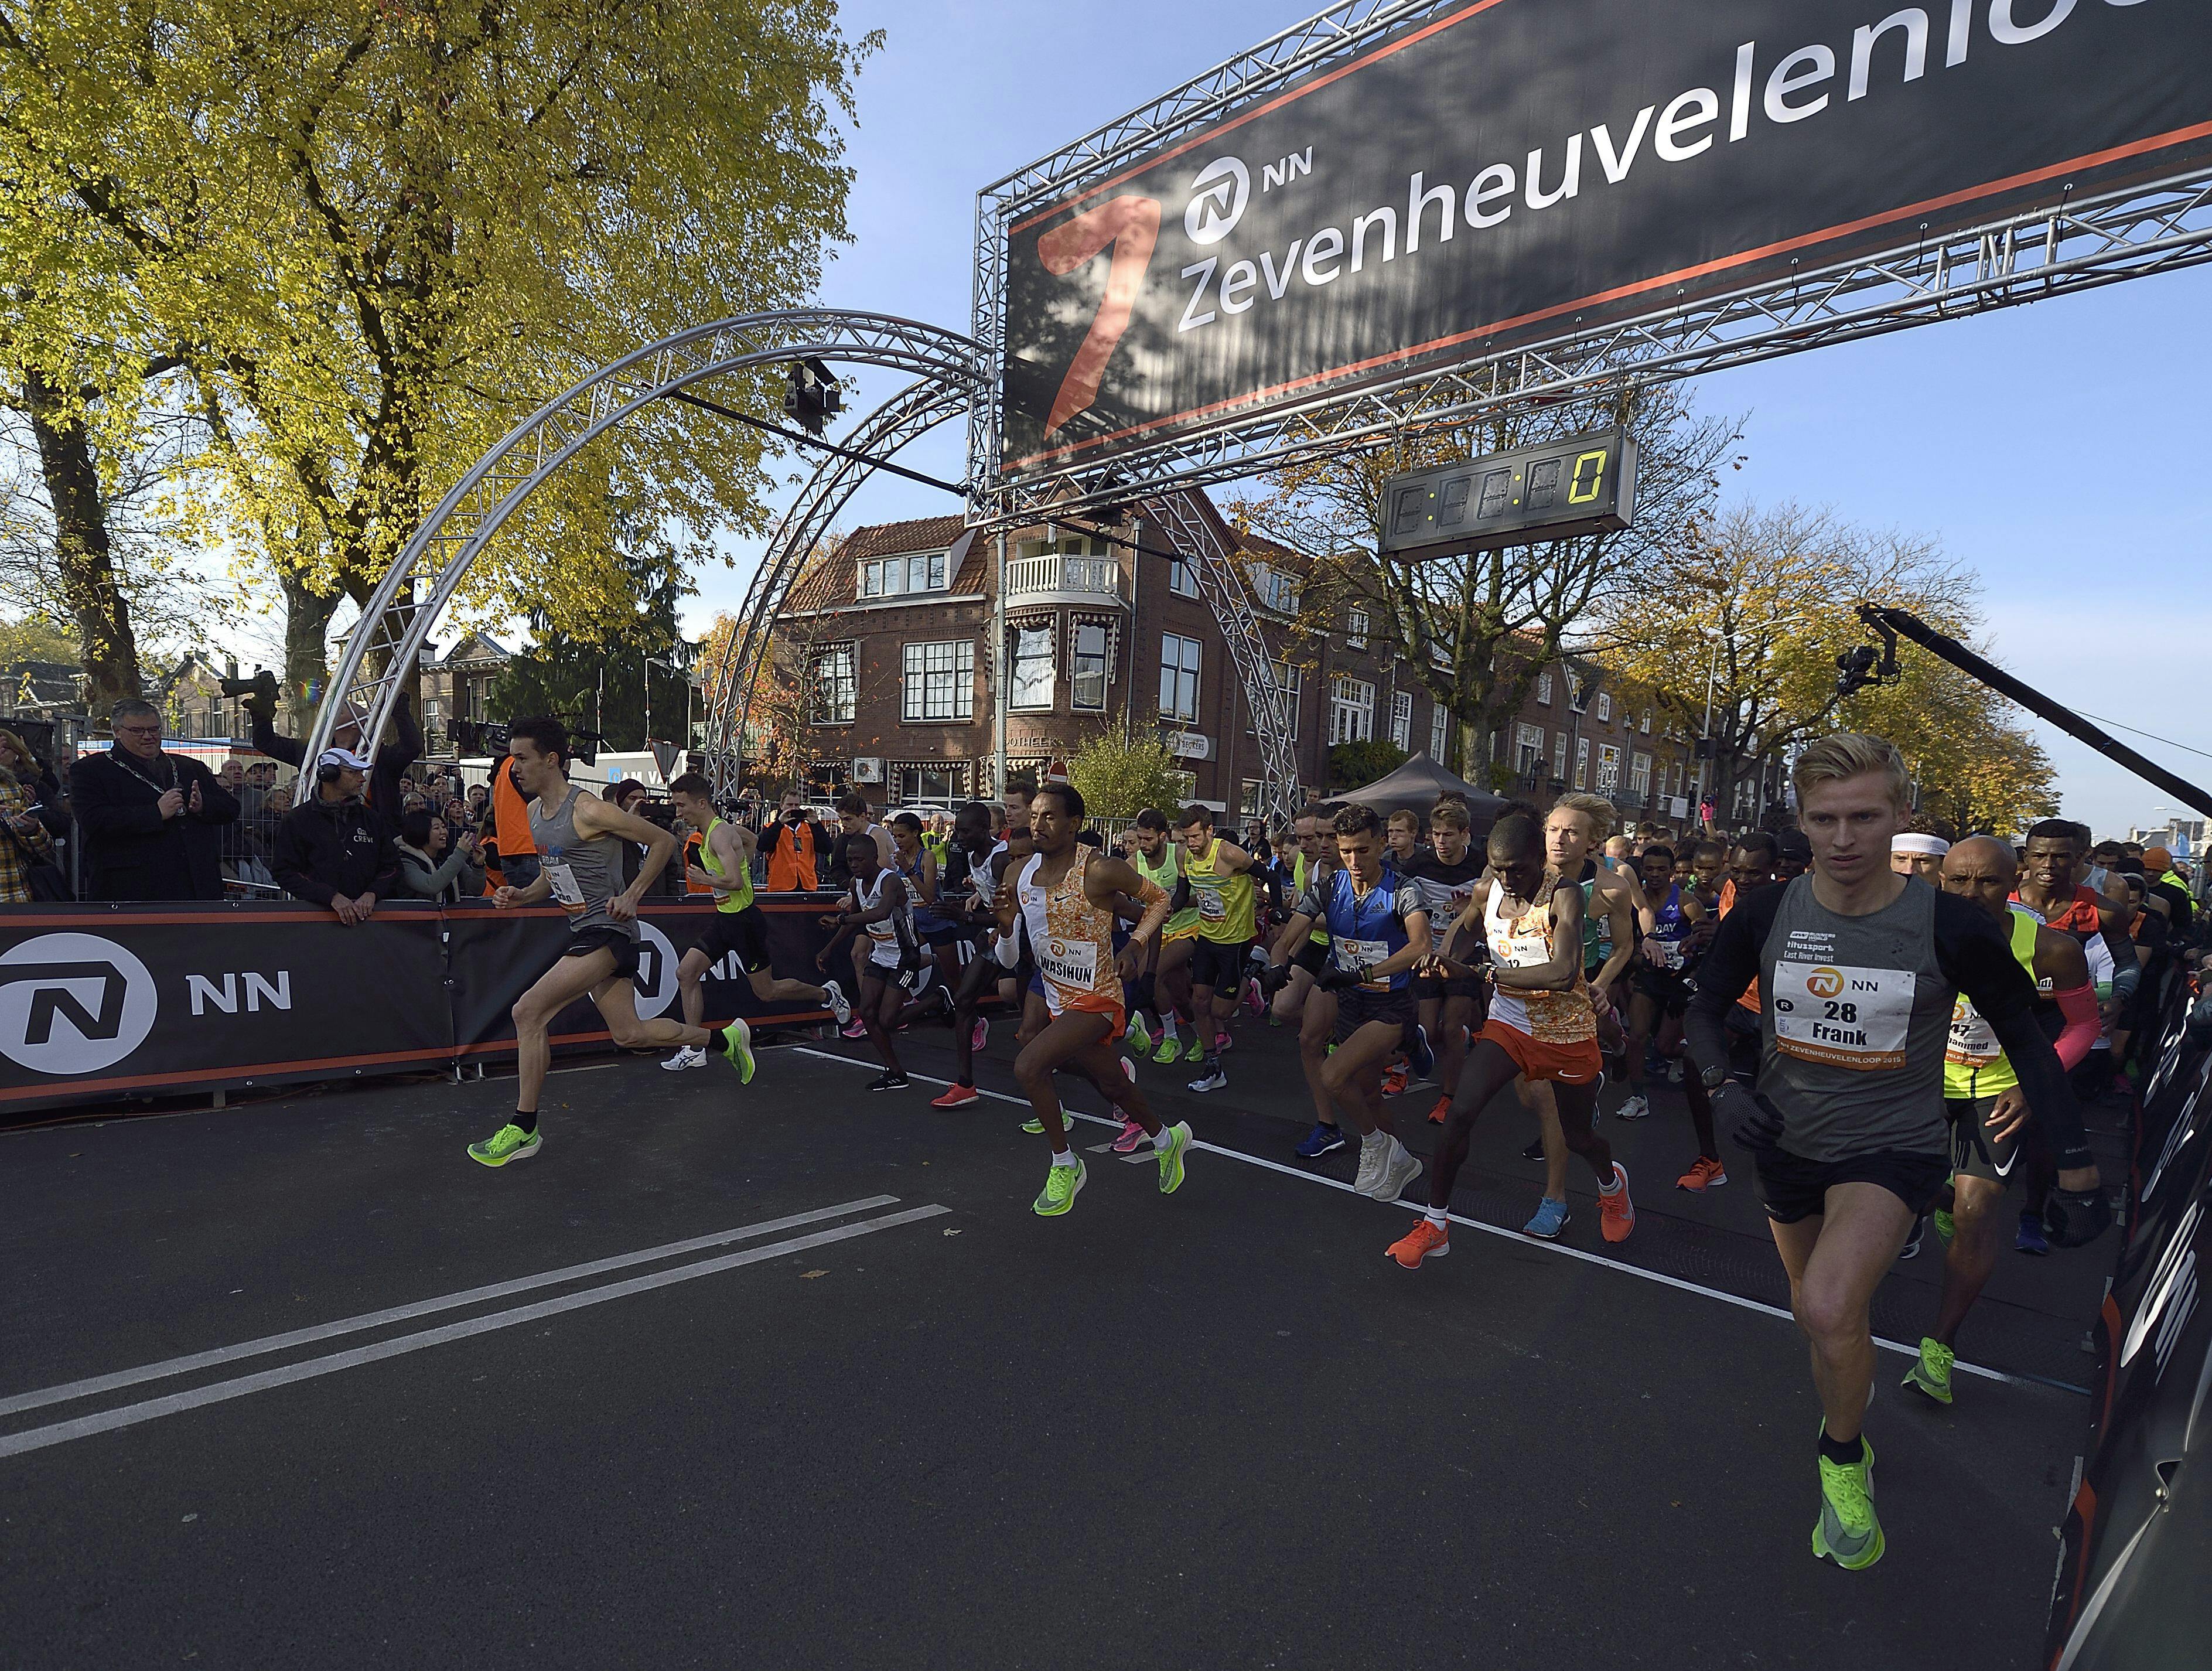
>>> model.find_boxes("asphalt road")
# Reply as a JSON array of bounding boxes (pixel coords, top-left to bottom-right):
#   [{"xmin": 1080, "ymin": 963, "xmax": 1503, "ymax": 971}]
[{"xmin": 2, "ymin": 1020, "xmax": 2116, "ymax": 1670}]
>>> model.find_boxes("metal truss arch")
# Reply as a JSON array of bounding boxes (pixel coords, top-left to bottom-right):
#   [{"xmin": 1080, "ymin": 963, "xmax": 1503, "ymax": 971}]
[{"xmin": 301, "ymin": 310, "xmax": 989, "ymax": 796}]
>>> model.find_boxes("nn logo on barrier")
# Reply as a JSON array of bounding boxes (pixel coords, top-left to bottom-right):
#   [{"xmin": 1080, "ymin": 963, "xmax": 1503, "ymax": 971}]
[{"xmin": 0, "ymin": 932, "xmax": 159, "ymax": 1076}]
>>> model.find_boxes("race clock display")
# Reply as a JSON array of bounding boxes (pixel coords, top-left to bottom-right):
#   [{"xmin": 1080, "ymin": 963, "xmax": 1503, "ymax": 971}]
[{"xmin": 1378, "ymin": 428, "xmax": 1638, "ymax": 561}]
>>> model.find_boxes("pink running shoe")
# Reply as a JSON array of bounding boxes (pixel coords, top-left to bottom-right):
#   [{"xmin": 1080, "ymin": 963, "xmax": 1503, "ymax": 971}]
[
  {"xmin": 971, "ymin": 1017, "xmax": 989, "ymax": 1054},
  {"xmin": 841, "ymin": 1018, "xmax": 867, "ymax": 1039},
  {"xmin": 1111, "ymin": 1117, "xmax": 1149, "ymax": 1154}
]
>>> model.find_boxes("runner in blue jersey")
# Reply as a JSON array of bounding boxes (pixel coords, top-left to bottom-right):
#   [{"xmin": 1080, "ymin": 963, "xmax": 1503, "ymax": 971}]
[
  {"xmin": 1261, "ymin": 803, "xmax": 1435, "ymax": 1203},
  {"xmin": 1619, "ymin": 844, "xmax": 1725, "ymax": 1192}
]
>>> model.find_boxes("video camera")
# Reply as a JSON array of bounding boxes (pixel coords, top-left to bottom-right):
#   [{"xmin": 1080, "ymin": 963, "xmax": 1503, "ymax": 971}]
[
  {"xmin": 219, "ymin": 668, "xmax": 282, "ymax": 708},
  {"xmin": 450, "ymin": 718, "xmax": 513, "ymax": 758}
]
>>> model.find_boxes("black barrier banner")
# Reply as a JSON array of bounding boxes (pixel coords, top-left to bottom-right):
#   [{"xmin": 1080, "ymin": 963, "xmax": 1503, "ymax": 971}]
[
  {"xmin": 2047, "ymin": 986, "xmax": 2212, "ymax": 1668},
  {"xmin": 445, "ymin": 898, "xmax": 839, "ymax": 1060},
  {"xmin": 1002, "ymin": 0, "xmax": 2212, "ymax": 472},
  {"xmin": 0, "ymin": 903, "xmax": 450, "ymax": 1110}
]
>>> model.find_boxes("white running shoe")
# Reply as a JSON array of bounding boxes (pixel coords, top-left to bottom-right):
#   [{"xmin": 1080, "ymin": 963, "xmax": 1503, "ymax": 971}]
[
  {"xmin": 1375, "ymin": 1140, "xmax": 1424, "ymax": 1202},
  {"xmin": 822, "ymin": 980, "xmax": 852, "ymax": 1027},
  {"xmin": 660, "ymin": 1045, "xmax": 706, "ymax": 1072},
  {"xmin": 1352, "ymin": 1131, "xmax": 1387, "ymax": 1196},
  {"xmin": 1615, "ymin": 1093, "xmax": 1650, "ymax": 1121}
]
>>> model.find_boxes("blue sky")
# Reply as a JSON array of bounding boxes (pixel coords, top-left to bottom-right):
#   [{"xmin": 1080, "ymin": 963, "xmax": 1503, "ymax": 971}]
[{"xmin": 685, "ymin": 0, "xmax": 2212, "ymax": 842}]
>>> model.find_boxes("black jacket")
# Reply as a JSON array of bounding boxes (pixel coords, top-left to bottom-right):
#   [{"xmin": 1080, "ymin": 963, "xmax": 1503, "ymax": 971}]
[
  {"xmin": 68, "ymin": 748, "xmax": 239, "ymax": 902},
  {"xmin": 273, "ymin": 794, "xmax": 400, "ymax": 904}
]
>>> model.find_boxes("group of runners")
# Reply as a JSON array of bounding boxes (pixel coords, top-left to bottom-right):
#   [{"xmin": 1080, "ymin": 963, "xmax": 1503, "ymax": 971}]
[{"xmin": 459, "ymin": 717, "xmax": 2132, "ymax": 1575}]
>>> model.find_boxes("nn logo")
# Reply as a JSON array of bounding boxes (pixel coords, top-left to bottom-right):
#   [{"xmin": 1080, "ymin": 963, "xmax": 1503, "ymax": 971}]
[
  {"xmin": 0, "ymin": 932, "xmax": 158, "ymax": 1076},
  {"xmin": 1805, "ymin": 967, "xmax": 1845, "ymax": 999}
]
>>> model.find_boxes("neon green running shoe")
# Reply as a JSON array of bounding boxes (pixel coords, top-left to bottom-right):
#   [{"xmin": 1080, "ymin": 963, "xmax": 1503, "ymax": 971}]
[
  {"xmin": 1812, "ymin": 1433, "xmax": 1883, "ymax": 1570},
  {"xmin": 1155, "ymin": 1120, "xmax": 1192, "ymax": 1195},
  {"xmin": 467, "ymin": 1123, "xmax": 541, "ymax": 1168},
  {"xmin": 719, "ymin": 1019, "xmax": 755, "ymax": 1085},
  {"xmin": 1902, "ymin": 1336, "xmax": 1955, "ymax": 1406},
  {"xmin": 1126, "ymin": 1014, "xmax": 1153, "ymax": 1054},
  {"xmin": 1933, "ymin": 1206, "xmax": 1955, "ymax": 1244},
  {"xmin": 1021, "ymin": 1111, "xmax": 1062, "ymax": 1136},
  {"xmin": 1033, "ymin": 1157, "xmax": 1085, "ymax": 1216},
  {"xmin": 1183, "ymin": 1034, "xmax": 1209, "ymax": 1064},
  {"xmin": 1151, "ymin": 1034, "xmax": 1182, "ymax": 1065}
]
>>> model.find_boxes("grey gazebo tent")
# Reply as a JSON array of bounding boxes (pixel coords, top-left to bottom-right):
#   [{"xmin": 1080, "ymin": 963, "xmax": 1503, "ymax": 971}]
[{"xmin": 1336, "ymin": 754, "xmax": 1513, "ymax": 832}]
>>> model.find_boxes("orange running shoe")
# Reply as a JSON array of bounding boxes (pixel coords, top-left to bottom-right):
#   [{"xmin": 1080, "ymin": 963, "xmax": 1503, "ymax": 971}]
[
  {"xmin": 1426, "ymin": 1093, "xmax": 1452, "ymax": 1125},
  {"xmin": 930, "ymin": 1083, "xmax": 980, "ymax": 1109},
  {"xmin": 1599, "ymin": 1162, "xmax": 1637, "ymax": 1242},
  {"xmin": 1382, "ymin": 1061, "xmax": 1409, "ymax": 1096},
  {"xmin": 1676, "ymin": 1155, "xmax": 1728, "ymax": 1192},
  {"xmin": 1387, "ymin": 1218, "xmax": 1450, "ymax": 1269}
]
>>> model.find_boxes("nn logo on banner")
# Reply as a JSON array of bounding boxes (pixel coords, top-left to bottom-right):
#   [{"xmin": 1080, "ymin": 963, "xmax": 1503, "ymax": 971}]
[{"xmin": 0, "ymin": 932, "xmax": 159, "ymax": 1076}]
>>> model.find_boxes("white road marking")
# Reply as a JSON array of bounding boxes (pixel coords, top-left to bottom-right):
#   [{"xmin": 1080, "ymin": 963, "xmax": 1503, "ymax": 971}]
[
  {"xmin": 0, "ymin": 1205, "xmax": 948, "ymax": 1461},
  {"xmin": 0, "ymin": 1196, "xmax": 900, "ymax": 1419},
  {"xmin": 793, "ymin": 1046, "xmax": 2035, "ymax": 1389}
]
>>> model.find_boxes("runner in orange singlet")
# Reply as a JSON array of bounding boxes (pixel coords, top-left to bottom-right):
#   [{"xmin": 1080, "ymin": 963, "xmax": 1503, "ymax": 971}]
[{"xmin": 998, "ymin": 782, "xmax": 1190, "ymax": 1218}]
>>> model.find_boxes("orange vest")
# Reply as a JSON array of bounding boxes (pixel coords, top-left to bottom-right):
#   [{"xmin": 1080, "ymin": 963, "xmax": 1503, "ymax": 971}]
[
  {"xmin": 765, "ymin": 819, "xmax": 821, "ymax": 892},
  {"xmin": 482, "ymin": 755, "xmax": 537, "ymax": 895},
  {"xmin": 1720, "ymin": 878, "xmax": 1762, "ymax": 1014},
  {"xmin": 684, "ymin": 831, "xmax": 714, "ymax": 895}
]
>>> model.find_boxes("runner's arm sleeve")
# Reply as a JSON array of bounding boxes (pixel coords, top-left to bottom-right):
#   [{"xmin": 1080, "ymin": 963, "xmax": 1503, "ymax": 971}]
[
  {"xmin": 1683, "ymin": 888, "xmax": 1776, "ymax": 1082},
  {"xmin": 2051, "ymin": 983, "xmax": 2102, "ymax": 1072},
  {"xmin": 1937, "ymin": 894, "xmax": 2094, "ymax": 1170}
]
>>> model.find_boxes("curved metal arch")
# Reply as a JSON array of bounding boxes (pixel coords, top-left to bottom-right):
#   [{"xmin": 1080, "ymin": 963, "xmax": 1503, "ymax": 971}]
[
  {"xmin": 698, "ymin": 377, "xmax": 970, "ymax": 797},
  {"xmin": 301, "ymin": 309, "xmax": 988, "ymax": 795}
]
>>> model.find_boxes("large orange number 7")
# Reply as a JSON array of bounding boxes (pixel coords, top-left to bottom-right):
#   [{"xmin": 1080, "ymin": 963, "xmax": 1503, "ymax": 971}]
[{"xmin": 1036, "ymin": 195, "xmax": 1162, "ymax": 438}]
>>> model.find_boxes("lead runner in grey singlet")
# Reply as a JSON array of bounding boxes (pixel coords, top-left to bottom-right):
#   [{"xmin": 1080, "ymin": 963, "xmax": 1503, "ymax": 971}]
[{"xmin": 465, "ymin": 717, "xmax": 738, "ymax": 1171}]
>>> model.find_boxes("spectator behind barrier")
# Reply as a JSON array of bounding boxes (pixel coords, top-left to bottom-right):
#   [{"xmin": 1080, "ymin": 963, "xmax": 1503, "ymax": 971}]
[
  {"xmin": 68, "ymin": 698, "xmax": 239, "ymax": 901},
  {"xmin": 0, "ymin": 724, "xmax": 68, "ymax": 841},
  {"xmin": 395, "ymin": 807, "xmax": 485, "ymax": 903},
  {"xmin": 273, "ymin": 748, "xmax": 399, "ymax": 925},
  {"xmin": 241, "ymin": 679, "xmax": 421, "ymax": 817},
  {"xmin": 0, "ymin": 742, "xmax": 58, "ymax": 902},
  {"xmin": 759, "ymin": 788, "xmax": 834, "ymax": 891}
]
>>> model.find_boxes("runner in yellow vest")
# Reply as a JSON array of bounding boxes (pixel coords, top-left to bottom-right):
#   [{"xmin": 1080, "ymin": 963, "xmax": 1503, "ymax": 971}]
[
  {"xmin": 1129, "ymin": 807, "xmax": 1203, "ymax": 1063},
  {"xmin": 1899, "ymin": 836, "xmax": 2102, "ymax": 1404},
  {"xmin": 1176, "ymin": 803, "xmax": 1260, "ymax": 1093},
  {"xmin": 661, "ymin": 775, "xmax": 852, "ymax": 1070}
]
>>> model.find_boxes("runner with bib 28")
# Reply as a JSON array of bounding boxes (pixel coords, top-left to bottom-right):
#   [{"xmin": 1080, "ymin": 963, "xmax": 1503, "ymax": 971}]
[{"xmin": 1684, "ymin": 734, "xmax": 2108, "ymax": 1575}]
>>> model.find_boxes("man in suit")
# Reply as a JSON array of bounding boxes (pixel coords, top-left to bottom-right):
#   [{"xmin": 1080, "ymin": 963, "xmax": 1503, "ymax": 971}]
[{"xmin": 69, "ymin": 699, "xmax": 240, "ymax": 901}]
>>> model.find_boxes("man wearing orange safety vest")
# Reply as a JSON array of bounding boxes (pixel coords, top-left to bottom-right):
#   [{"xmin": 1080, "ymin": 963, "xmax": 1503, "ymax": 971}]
[{"xmin": 758, "ymin": 788, "xmax": 835, "ymax": 892}]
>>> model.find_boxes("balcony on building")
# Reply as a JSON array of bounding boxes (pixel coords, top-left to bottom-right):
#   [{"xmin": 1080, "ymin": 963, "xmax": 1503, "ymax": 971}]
[{"xmin": 1003, "ymin": 536, "xmax": 1127, "ymax": 609}]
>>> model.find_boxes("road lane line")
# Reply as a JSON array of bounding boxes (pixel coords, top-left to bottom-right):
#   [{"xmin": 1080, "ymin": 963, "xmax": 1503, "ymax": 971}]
[
  {"xmin": 0, "ymin": 1195, "xmax": 900, "ymax": 1418},
  {"xmin": 0, "ymin": 1205, "xmax": 950, "ymax": 1461},
  {"xmin": 791, "ymin": 1046, "xmax": 2047, "ymax": 1390}
]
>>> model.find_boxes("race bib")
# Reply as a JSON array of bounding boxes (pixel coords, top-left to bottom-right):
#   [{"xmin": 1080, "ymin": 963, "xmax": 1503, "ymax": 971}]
[
  {"xmin": 1495, "ymin": 931, "xmax": 1552, "ymax": 969},
  {"xmin": 1946, "ymin": 995, "xmax": 2003, "ymax": 1069},
  {"xmin": 1651, "ymin": 937, "xmax": 1685, "ymax": 971},
  {"xmin": 1771, "ymin": 960, "xmax": 1916, "ymax": 1070},
  {"xmin": 1039, "ymin": 935, "xmax": 1098, "ymax": 994},
  {"xmin": 1335, "ymin": 937, "xmax": 1392, "ymax": 990},
  {"xmin": 541, "ymin": 858, "xmax": 586, "ymax": 917},
  {"xmin": 1197, "ymin": 886, "xmax": 1227, "ymax": 920}
]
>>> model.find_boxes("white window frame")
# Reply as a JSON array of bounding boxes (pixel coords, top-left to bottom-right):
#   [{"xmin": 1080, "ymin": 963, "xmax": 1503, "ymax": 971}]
[
  {"xmin": 1390, "ymin": 690, "xmax": 1413, "ymax": 751},
  {"xmin": 1159, "ymin": 633, "xmax": 1201, "ymax": 722},
  {"xmin": 1536, "ymin": 670, "xmax": 1554, "ymax": 705},
  {"xmin": 900, "ymin": 639, "xmax": 974, "ymax": 722},
  {"xmin": 1639, "ymin": 708, "xmax": 1653, "ymax": 735},
  {"xmin": 1552, "ymin": 731, "xmax": 1569, "ymax": 780},
  {"xmin": 1630, "ymin": 752, "xmax": 1652, "ymax": 799},
  {"xmin": 1596, "ymin": 742, "xmax": 1622, "ymax": 794},
  {"xmin": 1009, "ymin": 622, "xmax": 1056, "ymax": 712},
  {"xmin": 1071, "ymin": 620, "xmax": 1111, "ymax": 712},
  {"xmin": 1428, "ymin": 702, "xmax": 1450, "ymax": 763},
  {"xmin": 1168, "ymin": 557, "xmax": 1200, "ymax": 598},
  {"xmin": 1595, "ymin": 692, "xmax": 1612, "ymax": 722},
  {"xmin": 1329, "ymin": 674, "xmax": 1375, "ymax": 745},
  {"xmin": 810, "ymin": 642, "xmax": 856, "ymax": 725},
  {"xmin": 861, "ymin": 550, "xmax": 949, "ymax": 599},
  {"xmin": 1346, "ymin": 606, "xmax": 1370, "ymax": 650},
  {"xmin": 1575, "ymin": 736, "xmax": 1590, "ymax": 788},
  {"xmin": 1515, "ymin": 722, "xmax": 1546, "ymax": 773},
  {"xmin": 1250, "ymin": 562, "xmax": 1302, "ymax": 615},
  {"xmin": 1267, "ymin": 659, "xmax": 1302, "ymax": 741}
]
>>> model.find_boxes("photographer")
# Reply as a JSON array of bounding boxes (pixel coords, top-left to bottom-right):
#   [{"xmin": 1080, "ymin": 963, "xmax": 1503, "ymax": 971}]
[
  {"xmin": 273, "ymin": 749, "xmax": 400, "ymax": 925},
  {"xmin": 395, "ymin": 807, "xmax": 484, "ymax": 903},
  {"xmin": 238, "ymin": 674, "xmax": 422, "ymax": 817},
  {"xmin": 759, "ymin": 787, "xmax": 834, "ymax": 891},
  {"xmin": 69, "ymin": 699, "xmax": 239, "ymax": 901}
]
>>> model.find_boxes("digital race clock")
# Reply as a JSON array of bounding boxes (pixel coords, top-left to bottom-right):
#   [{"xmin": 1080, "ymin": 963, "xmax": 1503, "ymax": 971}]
[{"xmin": 1378, "ymin": 428, "xmax": 1638, "ymax": 561}]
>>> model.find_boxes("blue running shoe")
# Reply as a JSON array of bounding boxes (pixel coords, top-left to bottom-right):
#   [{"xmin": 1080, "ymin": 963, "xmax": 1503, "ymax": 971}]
[
  {"xmin": 1407, "ymin": 1023, "xmax": 1436, "ymax": 1081},
  {"xmin": 1295, "ymin": 1121, "xmax": 1347, "ymax": 1160},
  {"xmin": 2016, "ymin": 1209, "xmax": 2050, "ymax": 1256},
  {"xmin": 1523, "ymin": 1196, "xmax": 1570, "ymax": 1239}
]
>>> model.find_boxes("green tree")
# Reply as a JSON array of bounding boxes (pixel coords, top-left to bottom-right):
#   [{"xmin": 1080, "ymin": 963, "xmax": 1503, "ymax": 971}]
[
  {"xmin": 490, "ymin": 547, "xmax": 688, "ymax": 755},
  {"xmin": 1327, "ymin": 738, "xmax": 1409, "ymax": 793},
  {"xmin": 1065, "ymin": 734, "xmax": 1187, "ymax": 820}
]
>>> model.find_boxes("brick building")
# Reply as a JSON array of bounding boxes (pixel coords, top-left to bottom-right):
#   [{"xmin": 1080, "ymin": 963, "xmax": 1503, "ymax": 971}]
[{"xmin": 775, "ymin": 489, "xmax": 1698, "ymax": 836}]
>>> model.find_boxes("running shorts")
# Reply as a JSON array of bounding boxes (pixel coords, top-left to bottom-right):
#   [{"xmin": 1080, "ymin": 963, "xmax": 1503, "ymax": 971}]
[
  {"xmin": 1478, "ymin": 1019, "xmax": 1601, "ymax": 1086},
  {"xmin": 1752, "ymin": 1143, "xmax": 1951, "ymax": 1225},
  {"xmin": 1333, "ymin": 986, "xmax": 1416, "ymax": 1045},
  {"xmin": 1633, "ymin": 963, "xmax": 1694, "ymax": 1016},
  {"xmin": 1190, "ymin": 936, "xmax": 1256, "ymax": 993},
  {"xmin": 694, "ymin": 903, "xmax": 772, "ymax": 974},
  {"xmin": 1412, "ymin": 970, "xmax": 1484, "ymax": 1002},
  {"xmin": 1292, "ymin": 939, "xmax": 1332, "ymax": 978},
  {"xmin": 1946, "ymin": 1094, "xmax": 2024, "ymax": 1186},
  {"xmin": 563, "ymin": 924, "xmax": 641, "ymax": 984},
  {"xmin": 1163, "ymin": 908, "xmax": 1203, "ymax": 943}
]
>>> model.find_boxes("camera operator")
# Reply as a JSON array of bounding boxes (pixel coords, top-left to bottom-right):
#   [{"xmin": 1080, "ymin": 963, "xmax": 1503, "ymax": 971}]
[
  {"xmin": 759, "ymin": 788, "xmax": 835, "ymax": 891},
  {"xmin": 273, "ymin": 749, "xmax": 399, "ymax": 925},
  {"xmin": 395, "ymin": 807, "xmax": 484, "ymax": 903},
  {"xmin": 235, "ymin": 672, "xmax": 422, "ymax": 817},
  {"xmin": 69, "ymin": 699, "xmax": 239, "ymax": 901}
]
